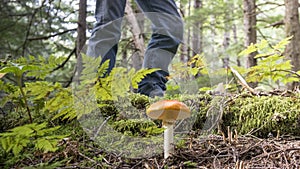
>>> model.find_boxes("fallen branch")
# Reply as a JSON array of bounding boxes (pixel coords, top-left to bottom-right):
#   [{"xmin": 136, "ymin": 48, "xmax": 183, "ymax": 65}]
[{"xmin": 229, "ymin": 66, "xmax": 256, "ymax": 94}]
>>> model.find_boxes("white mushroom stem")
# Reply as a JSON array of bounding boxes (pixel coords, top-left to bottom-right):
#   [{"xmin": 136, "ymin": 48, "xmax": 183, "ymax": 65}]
[{"xmin": 163, "ymin": 122, "xmax": 174, "ymax": 159}]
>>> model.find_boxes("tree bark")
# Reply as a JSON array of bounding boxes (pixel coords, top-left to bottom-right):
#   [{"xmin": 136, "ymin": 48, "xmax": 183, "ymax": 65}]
[
  {"xmin": 243, "ymin": 0, "xmax": 257, "ymax": 88},
  {"xmin": 284, "ymin": 0, "xmax": 300, "ymax": 89},
  {"xmin": 179, "ymin": 0, "xmax": 188, "ymax": 62},
  {"xmin": 192, "ymin": 0, "xmax": 203, "ymax": 57},
  {"xmin": 125, "ymin": 1, "xmax": 145, "ymax": 70},
  {"xmin": 187, "ymin": 0, "xmax": 192, "ymax": 61},
  {"xmin": 76, "ymin": 0, "xmax": 87, "ymax": 82},
  {"xmin": 222, "ymin": 0, "xmax": 230, "ymax": 68},
  {"xmin": 243, "ymin": 0, "xmax": 257, "ymax": 68},
  {"xmin": 233, "ymin": 23, "xmax": 241, "ymax": 66}
]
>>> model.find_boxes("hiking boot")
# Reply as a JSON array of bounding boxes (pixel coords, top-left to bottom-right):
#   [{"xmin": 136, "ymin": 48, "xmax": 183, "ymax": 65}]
[{"xmin": 137, "ymin": 70, "xmax": 168, "ymax": 97}]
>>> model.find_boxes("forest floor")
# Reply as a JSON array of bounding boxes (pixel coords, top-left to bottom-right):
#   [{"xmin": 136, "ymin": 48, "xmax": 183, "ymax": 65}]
[
  {"xmin": 3, "ymin": 91, "xmax": 300, "ymax": 168},
  {"xmin": 12, "ymin": 129, "xmax": 300, "ymax": 169}
]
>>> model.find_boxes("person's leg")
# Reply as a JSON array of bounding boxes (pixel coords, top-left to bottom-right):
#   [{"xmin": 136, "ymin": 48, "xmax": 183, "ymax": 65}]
[
  {"xmin": 135, "ymin": 0, "xmax": 184, "ymax": 97},
  {"xmin": 87, "ymin": 0, "xmax": 127, "ymax": 75}
]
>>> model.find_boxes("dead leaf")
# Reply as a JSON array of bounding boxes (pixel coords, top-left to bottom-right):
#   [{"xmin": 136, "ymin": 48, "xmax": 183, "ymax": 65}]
[{"xmin": 0, "ymin": 73, "xmax": 6, "ymax": 78}]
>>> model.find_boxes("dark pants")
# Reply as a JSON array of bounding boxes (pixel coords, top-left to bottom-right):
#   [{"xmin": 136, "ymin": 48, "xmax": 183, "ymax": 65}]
[{"xmin": 87, "ymin": 0, "xmax": 184, "ymax": 96}]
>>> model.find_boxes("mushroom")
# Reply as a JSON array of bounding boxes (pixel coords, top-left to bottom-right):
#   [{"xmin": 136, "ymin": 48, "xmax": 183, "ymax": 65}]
[{"xmin": 146, "ymin": 100, "xmax": 191, "ymax": 159}]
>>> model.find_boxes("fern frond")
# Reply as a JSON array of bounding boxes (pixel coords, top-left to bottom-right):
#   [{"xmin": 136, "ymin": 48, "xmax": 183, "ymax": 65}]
[
  {"xmin": 131, "ymin": 68, "xmax": 160, "ymax": 89},
  {"xmin": 97, "ymin": 60, "xmax": 110, "ymax": 77},
  {"xmin": 0, "ymin": 123, "xmax": 65, "ymax": 155}
]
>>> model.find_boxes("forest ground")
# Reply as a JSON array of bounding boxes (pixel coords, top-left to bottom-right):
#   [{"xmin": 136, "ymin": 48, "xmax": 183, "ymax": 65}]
[{"xmin": 2, "ymin": 91, "xmax": 300, "ymax": 169}]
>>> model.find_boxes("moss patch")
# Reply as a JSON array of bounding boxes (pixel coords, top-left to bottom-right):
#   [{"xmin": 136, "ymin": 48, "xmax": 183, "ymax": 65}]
[{"xmin": 223, "ymin": 94, "xmax": 300, "ymax": 137}]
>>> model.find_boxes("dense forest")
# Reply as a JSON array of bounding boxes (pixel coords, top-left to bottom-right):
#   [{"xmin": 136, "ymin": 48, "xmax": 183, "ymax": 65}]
[{"xmin": 0, "ymin": 0, "xmax": 300, "ymax": 168}]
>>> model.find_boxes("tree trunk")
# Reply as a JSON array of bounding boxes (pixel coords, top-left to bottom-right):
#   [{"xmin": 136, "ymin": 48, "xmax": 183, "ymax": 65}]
[
  {"xmin": 243, "ymin": 0, "xmax": 257, "ymax": 87},
  {"xmin": 192, "ymin": 0, "xmax": 203, "ymax": 57},
  {"xmin": 187, "ymin": 0, "xmax": 192, "ymax": 61},
  {"xmin": 180, "ymin": 0, "xmax": 188, "ymax": 62},
  {"xmin": 243, "ymin": 0, "xmax": 257, "ymax": 68},
  {"xmin": 233, "ymin": 23, "xmax": 241, "ymax": 66},
  {"xmin": 210, "ymin": 15, "xmax": 216, "ymax": 57},
  {"xmin": 284, "ymin": 0, "xmax": 300, "ymax": 89},
  {"xmin": 76, "ymin": 0, "xmax": 87, "ymax": 83},
  {"xmin": 125, "ymin": 1, "xmax": 145, "ymax": 70},
  {"xmin": 222, "ymin": 0, "xmax": 230, "ymax": 68}
]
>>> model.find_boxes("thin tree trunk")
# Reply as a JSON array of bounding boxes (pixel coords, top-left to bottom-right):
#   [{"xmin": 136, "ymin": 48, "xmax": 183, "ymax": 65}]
[
  {"xmin": 76, "ymin": 0, "xmax": 87, "ymax": 83},
  {"xmin": 222, "ymin": 0, "xmax": 230, "ymax": 68},
  {"xmin": 125, "ymin": 1, "xmax": 145, "ymax": 70},
  {"xmin": 187, "ymin": 0, "xmax": 192, "ymax": 61},
  {"xmin": 243, "ymin": 0, "xmax": 257, "ymax": 68},
  {"xmin": 284, "ymin": 0, "xmax": 300, "ymax": 89},
  {"xmin": 210, "ymin": 15, "xmax": 216, "ymax": 56},
  {"xmin": 192, "ymin": 0, "xmax": 203, "ymax": 56},
  {"xmin": 180, "ymin": 0, "xmax": 188, "ymax": 62},
  {"xmin": 233, "ymin": 23, "xmax": 241, "ymax": 66},
  {"xmin": 243, "ymin": 0, "xmax": 257, "ymax": 87}
]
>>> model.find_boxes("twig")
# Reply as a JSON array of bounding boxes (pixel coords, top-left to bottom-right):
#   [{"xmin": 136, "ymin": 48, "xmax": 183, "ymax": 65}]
[
  {"xmin": 51, "ymin": 47, "xmax": 76, "ymax": 72},
  {"xmin": 92, "ymin": 116, "xmax": 112, "ymax": 140},
  {"xmin": 78, "ymin": 152, "xmax": 96, "ymax": 163},
  {"xmin": 272, "ymin": 69, "xmax": 300, "ymax": 78},
  {"xmin": 229, "ymin": 66, "xmax": 256, "ymax": 94},
  {"xmin": 28, "ymin": 28, "xmax": 77, "ymax": 41}
]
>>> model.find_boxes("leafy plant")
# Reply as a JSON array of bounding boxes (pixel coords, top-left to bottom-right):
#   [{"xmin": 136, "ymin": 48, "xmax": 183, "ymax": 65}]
[
  {"xmin": 0, "ymin": 56, "xmax": 74, "ymax": 166},
  {"xmin": 238, "ymin": 37, "xmax": 300, "ymax": 87},
  {"xmin": 0, "ymin": 123, "xmax": 67, "ymax": 156},
  {"xmin": 0, "ymin": 61, "xmax": 39, "ymax": 123},
  {"xmin": 171, "ymin": 54, "xmax": 208, "ymax": 78},
  {"xmin": 0, "ymin": 56, "xmax": 71, "ymax": 123}
]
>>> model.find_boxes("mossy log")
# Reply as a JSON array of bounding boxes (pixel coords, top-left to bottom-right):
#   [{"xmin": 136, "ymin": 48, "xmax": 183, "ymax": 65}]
[
  {"xmin": 222, "ymin": 94, "xmax": 300, "ymax": 137},
  {"xmin": 96, "ymin": 93, "xmax": 300, "ymax": 138}
]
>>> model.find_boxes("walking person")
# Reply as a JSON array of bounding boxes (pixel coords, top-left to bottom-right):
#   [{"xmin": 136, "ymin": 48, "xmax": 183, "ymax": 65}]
[{"xmin": 87, "ymin": 0, "xmax": 184, "ymax": 97}]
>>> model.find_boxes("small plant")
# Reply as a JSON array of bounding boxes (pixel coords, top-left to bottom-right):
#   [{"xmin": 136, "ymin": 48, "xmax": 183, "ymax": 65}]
[
  {"xmin": 0, "ymin": 55, "xmax": 72, "ymax": 167},
  {"xmin": 238, "ymin": 37, "xmax": 300, "ymax": 87},
  {"xmin": 0, "ymin": 123, "xmax": 67, "ymax": 156},
  {"xmin": 0, "ymin": 55, "xmax": 70, "ymax": 123},
  {"xmin": 0, "ymin": 61, "xmax": 39, "ymax": 123}
]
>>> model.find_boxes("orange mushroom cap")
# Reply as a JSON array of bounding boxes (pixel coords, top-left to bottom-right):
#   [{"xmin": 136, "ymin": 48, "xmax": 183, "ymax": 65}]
[{"xmin": 146, "ymin": 100, "xmax": 191, "ymax": 123}]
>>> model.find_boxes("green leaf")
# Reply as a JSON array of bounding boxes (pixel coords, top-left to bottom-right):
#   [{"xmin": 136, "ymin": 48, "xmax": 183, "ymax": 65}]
[
  {"xmin": 256, "ymin": 39, "xmax": 269, "ymax": 50},
  {"xmin": 0, "ymin": 96, "xmax": 9, "ymax": 108},
  {"xmin": 0, "ymin": 66, "xmax": 21, "ymax": 75},
  {"xmin": 273, "ymin": 36, "xmax": 292, "ymax": 50},
  {"xmin": 0, "ymin": 137, "xmax": 10, "ymax": 150},
  {"xmin": 97, "ymin": 60, "xmax": 110, "ymax": 77},
  {"xmin": 238, "ymin": 43, "xmax": 257, "ymax": 56},
  {"xmin": 190, "ymin": 67, "xmax": 199, "ymax": 76},
  {"xmin": 52, "ymin": 107, "xmax": 76, "ymax": 120},
  {"xmin": 25, "ymin": 81, "xmax": 57, "ymax": 100},
  {"xmin": 9, "ymin": 124, "xmax": 35, "ymax": 136},
  {"xmin": 131, "ymin": 68, "xmax": 160, "ymax": 89},
  {"xmin": 199, "ymin": 87, "xmax": 212, "ymax": 92},
  {"xmin": 22, "ymin": 65, "xmax": 40, "ymax": 72},
  {"xmin": 35, "ymin": 138, "xmax": 57, "ymax": 152},
  {"xmin": 12, "ymin": 144, "xmax": 23, "ymax": 156},
  {"xmin": 80, "ymin": 54, "xmax": 102, "ymax": 83},
  {"xmin": 0, "ymin": 122, "xmax": 64, "ymax": 156}
]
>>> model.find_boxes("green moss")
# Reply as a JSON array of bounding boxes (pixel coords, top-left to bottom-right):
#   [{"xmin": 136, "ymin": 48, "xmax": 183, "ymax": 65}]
[
  {"xmin": 86, "ymin": 93, "xmax": 300, "ymax": 139},
  {"xmin": 223, "ymin": 95, "xmax": 300, "ymax": 137},
  {"xmin": 129, "ymin": 94, "xmax": 150, "ymax": 109},
  {"xmin": 112, "ymin": 119, "xmax": 164, "ymax": 137}
]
